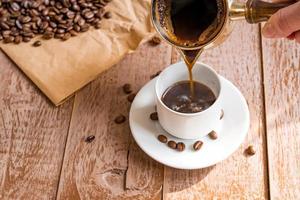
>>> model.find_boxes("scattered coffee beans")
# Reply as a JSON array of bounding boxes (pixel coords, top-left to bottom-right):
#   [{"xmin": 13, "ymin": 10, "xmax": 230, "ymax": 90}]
[
  {"xmin": 0, "ymin": 0, "xmax": 112, "ymax": 44},
  {"xmin": 220, "ymin": 109, "xmax": 224, "ymax": 120},
  {"xmin": 167, "ymin": 140, "xmax": 177, "ymax": 149},
  {"xmin": 114, "ymin": 114, "xmax": 126, "ymax": 124},
  {"xmin": 150, "ymin": 70, "xmax": 162, "ymax": 79},
  {"xmin": 208, "ymin": 130, "xmax": 218, "ymax": 140},
  {"xmin": 103, "ymin": 11, "xmax": 112, "ymax": 19},
  {"xmin": 127, "ymin": 93, "xmax": 136, "ymax": 103},
  {"xmin": 157, "ymin": 134, "xmax": 167, "ymax": 143},
  {"xmin": 193, "ymin": 140, "xmax": 203, "ymax": 151},
  {"xmin": 176, "ymin": 142, "xmax": 185, "ymax": 152},
  {"xmin": 245, "ymin": 145, "xmax": 256, "ymax": 156},
  {"xmin": 123, "ymin": 83, "xmax": 132, "ymax": 94},
  {"xmin": 150, "ymin": 112, "xmax": 158, "ymax": 121},
  {"xmin": 33, "ymin": 40, "xmax": 42, "ymax": 47},
  {"xmin": 85, "ymin": 135, "xmax": 95, "ymax": 143},
  {"xmin": 150, "ymin": 36, "xmax": 161, "ymax": 45}
]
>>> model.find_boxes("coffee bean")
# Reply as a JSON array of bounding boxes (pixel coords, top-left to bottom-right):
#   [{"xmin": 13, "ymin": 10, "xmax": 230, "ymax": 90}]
[
  {"xmin": 150, "ymin": 36, "xmax": 162, "ymax": 45},
  {"xmin": 193, "ymin": 141, "xmax": 203, "ymax": 151},
  {"xmin": 85, "ymin": 135, "xmax": 95, "ymax": 143},
  {"xmin": 127, "ymin": 93, "xmax": 136, "ymax": 103},
  {"xmin": 43, "ymin": 32, "xmax": 54, "ymax": 39},
  {"xmin": 176, "ymin": 142, "xmax": 185, "ymax": 152},
  {"xmin": 94, "ymin": 22, "xmax": 101, "ymax": 29},
  {"xmin": 150, "ymin": 112, "xmax": 158, "ymax": 121},
  {"xmin": 33, "ymin": 40, "xmax": 42, "ymax": 47},
  {"xmin": 245, "ymin": 145, "xmax": 255, "ymax": 156},
  {"xmin": 14, "ymin": 36, "xmax": 22, "ymax": 44},
  {"xmin": 114, "ymin": 115, "xmax": 126, "ymax": 124},
  {"xmin": 84, "ymin": 11, "xmax": 94, "ymax": 19},
  {"xmin": 104, "ymin": 11, "xmax": 112, "ymax": 19},
  {"xmin": 220, "ymin": 109, "xmax": 224, "ymax": 120},
  {"xmin": 69, "ymin": 30, "xmax": 78, "ymax": 36},
  {"xmin": 62, "ymin": 33, "xmax": 71, "ymax": 41},
  {"xmin": 23, "ymin": 37, "xmax": 31, "ymax": 42},
  {"xmin": 208, "ymin": 131, "xmax": 218, "ymax": 140},
  {"xmin": 157, "ymin": 135, "xmax": 167, "ymax": 143},
  {"xmin": 150, "ymin": 70, "xmax": 162, "ymax": 79},
  {"xmin": 167, "ymin": 140, "xmax": 177, "ymax": 149},
  {"xmin": 123, "ymin": 83, "xmax": 132, "ymax": 94},
  {"xmin": 11, "ymin": 3, "xmax": 21, "ymax": 12}
]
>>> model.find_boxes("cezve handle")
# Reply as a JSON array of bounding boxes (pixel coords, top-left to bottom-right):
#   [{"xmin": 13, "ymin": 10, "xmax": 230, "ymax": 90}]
[
  {"xmin": 230, "ymin": 0, "xmax": 296, "ymax": 23},
  {"xmin": 245, "ymin": 0, "xmax": 296, "ymax": 23}
]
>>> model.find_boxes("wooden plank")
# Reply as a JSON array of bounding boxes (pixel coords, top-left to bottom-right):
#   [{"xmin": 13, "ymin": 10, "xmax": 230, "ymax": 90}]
[
  {"xmin": 262, "ymin": 36, "xmax": 300, "ymax": 199},
  {"xmin": 164, "ymin": 21, "xmax": 269, "ymax": 199},
  {"xmin": 56, "ymin": 42, "xmax": 172, "ymax": 200},
  {"xmin": 0, "ymin": 51, "xmax": 74, "ymax": 199}
]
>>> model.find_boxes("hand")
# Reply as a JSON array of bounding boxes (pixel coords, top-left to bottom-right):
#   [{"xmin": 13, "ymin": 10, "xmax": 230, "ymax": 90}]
[{"xmin": 262, "ymin": 1, "xmax": 300, "ymax": 43}]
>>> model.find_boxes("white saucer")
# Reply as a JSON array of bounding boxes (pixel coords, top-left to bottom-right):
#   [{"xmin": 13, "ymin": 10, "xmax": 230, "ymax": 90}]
[{"xmin": 129, "ymin": 76, "xmax": 250, "ymax": 169}]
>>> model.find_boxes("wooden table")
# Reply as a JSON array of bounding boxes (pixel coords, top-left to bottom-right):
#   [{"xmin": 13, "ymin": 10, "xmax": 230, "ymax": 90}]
[{"xmin": 0, "ymin": 21, "xmax": 299, "ymax": 200}]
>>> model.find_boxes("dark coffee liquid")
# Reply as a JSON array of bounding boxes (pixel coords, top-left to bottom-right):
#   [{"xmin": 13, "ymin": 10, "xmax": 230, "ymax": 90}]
[
  {"xmin": 162, "ymin": 81, "xmax": 216, "ymax": 113},
  {"xmin": 165, "ymin": 0, "xmax": 220, "ymax": 92},
  {"xmin": 170, "ymin": 0, "xmax": 218, "ymax": 42}
]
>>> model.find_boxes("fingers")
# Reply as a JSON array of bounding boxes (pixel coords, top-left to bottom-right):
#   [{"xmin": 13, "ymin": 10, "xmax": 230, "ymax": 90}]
[
  {"xmin": 295, "ymin": 31, "xmax": 300, "ymax": 43},
  {"xmin": 262, "ymin": 1, "xmax": 300, "ymax": 38}
]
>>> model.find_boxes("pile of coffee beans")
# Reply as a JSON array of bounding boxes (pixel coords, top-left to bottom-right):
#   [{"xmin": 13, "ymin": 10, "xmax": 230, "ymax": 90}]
[{"xmin": 0, "ymin": 0, "xmax": 112, "ymax": 45}]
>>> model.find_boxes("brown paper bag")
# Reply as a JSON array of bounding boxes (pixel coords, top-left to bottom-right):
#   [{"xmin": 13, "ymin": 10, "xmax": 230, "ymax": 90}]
[{"xmin": 0, "ymin": 0, "xmax": 154, "ymax": 106}]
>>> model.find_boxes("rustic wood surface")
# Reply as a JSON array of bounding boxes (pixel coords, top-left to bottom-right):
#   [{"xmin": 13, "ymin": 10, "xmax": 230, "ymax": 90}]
[
  {"xmin": 0, "ymin": 23, "xmax": 300, "ymax": 200},
  {"xmin": 262, "ymin": 36, "xmax": 300, "ymax": 199}
]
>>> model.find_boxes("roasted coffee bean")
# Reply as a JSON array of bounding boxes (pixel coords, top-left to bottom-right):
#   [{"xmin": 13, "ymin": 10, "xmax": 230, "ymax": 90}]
[
  {"xmin": 114, "ymin": 115, "xmax": 126, "ymax": 124},
  {"xmin": 94, "ymin": 23, "xmax": 101, "ymax": 29},
  {"xmin": 208, "ymin": 131, "xmax": 218, "ymax": 140},
  {"xmin": 43, "ymin": 31, "xmax": 54, "ymax": 39},
  {"xmin": 3, "ymin": 36, "xmax": 14, "ymax": 43},
  {"xmin": 123, "ymin": 83, "xmax": 132, "ymax": 94},
  {"xmin": 23, "ymin": 37, "xmax": 31, "ymax": 42},
  {"xmin": 245, "ymin": 145, "xmax": 255, "ymax": 156},
  {"xmin": 176, "ymin": 142, "xmax": 185, "ymax": 152},
  {"xmin": 150, "ymin": 112, "xmax": 158, "ymax": 121},
  {"xmin": 104, "ymin": 11, "xmax": 112, "ymax": 19},
  {"xmin": 157, "ymin": 135, "xmax": 167, "ymax": 143},
  {"xmin": 167, "ymin": 140, "xmax": 177, "ymax": 149},
  {"xmin": 69, "ymin": 30, "xmax": 78, "ymax": 36},
  {"xmin": 33, "ymin": 40, "xmax": 42, "ymax": 47},
  {"xmin": 127, "ymin": 93, "xmax": 136, "ymax": 103},
  {"xmin": 11, "ymin": 3, "xmax": 21, "ymax": 12},
  {"xmin": 150, "ymin": 36, "xmax": 162, "ymax": 45},
  {"xmin": 80, "ymin": 24, "xmax": 89, "ymax": 32},
  {"xmin": 85, "ymin": 135, "xmax": 95, "ymax": 143},
  {"xmin": 14, "ymin": 36, "xmax": 22, "ymax": 44},
  {"xmin": 84, "ymin": 11, "xmax": 94, "ymax": 19},
  {"xmin": 62, "ymin": 33, "xmax": 71, "ymax": 41},
  {"xmin": 220, "ymin": 109, "xmax": 224, "ymax": 120},
  {"xmin": 150, "ymin": 70, "xmax": 162, "ymax": 79},
  {"xmin": 193, "ymin": 141, "xmax": 203, "ymax": 151}
]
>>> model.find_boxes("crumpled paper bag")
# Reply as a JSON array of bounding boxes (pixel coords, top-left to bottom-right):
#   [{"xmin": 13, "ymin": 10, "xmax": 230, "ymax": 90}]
[{"xmin": 0, "ymin": 0, "xmax": 154, "ymax": 106}]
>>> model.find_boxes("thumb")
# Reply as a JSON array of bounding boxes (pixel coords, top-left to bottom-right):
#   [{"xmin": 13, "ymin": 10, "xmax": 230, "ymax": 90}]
[{"xmin": 262, "ymin": 1, "xmax": 300, "ymax": 38}]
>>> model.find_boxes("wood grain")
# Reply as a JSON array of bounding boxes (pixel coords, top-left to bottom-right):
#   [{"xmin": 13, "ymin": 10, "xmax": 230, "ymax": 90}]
[
  {"xmin": 164, "ymin": 21, "xmax": 269, "ymax": 199},
  {"xmin": 262, "ymin": 36, "xmax": 300, "ymax": 199},
  {"xmin": 0, "ymin": 51, "xmax": 73, "ymax": 200},
  {"xmin": 56, "ymin": 42, "xmax": 172, "ymax": 200}
]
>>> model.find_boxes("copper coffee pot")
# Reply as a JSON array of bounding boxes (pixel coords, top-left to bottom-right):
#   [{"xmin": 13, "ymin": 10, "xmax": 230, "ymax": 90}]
[{"xmin": 151, "ymin": 0, "xmax": 295, "ymax": 50}]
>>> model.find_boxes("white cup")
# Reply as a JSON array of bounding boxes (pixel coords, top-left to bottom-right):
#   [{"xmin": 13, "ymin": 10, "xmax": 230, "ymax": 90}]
[{"xmin": 155, "ymin": 61, "xmax": 222, "ymax": 139}]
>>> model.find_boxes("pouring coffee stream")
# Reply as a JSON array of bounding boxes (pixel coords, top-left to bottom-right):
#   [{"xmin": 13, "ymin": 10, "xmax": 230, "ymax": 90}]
[{"xmin": 152, "ymin": 0, "xmax": 295, "ymax": 94}]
